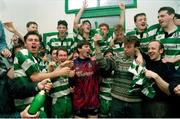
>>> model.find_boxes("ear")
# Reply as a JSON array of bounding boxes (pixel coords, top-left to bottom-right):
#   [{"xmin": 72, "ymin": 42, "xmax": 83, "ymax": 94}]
[
  {"xmin": 77, "ymin": 48, "xmax": 81, "ymax": 53},
  {"xmin": 159, "ymin": 48, "xmax": 164, "ymax": 54}
]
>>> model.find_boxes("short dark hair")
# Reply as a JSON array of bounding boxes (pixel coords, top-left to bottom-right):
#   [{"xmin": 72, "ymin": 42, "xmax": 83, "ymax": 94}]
[
  {"xmin": 57, "ymin": 20, "xmax": 68, "ymax": 28},
  {"xmin": 82, "ymin": 20, "xmax": 91, "ymax": 27},
  {"xmin": 77, "ymin": 40, "xmax": 90, "ymax": 53},
  {"xmin": 50, "ymin": 48, "xmax": 58, "ymax": 55},
  {"xmin": 103, "ymin": 48, "xmax": 114, "ymax": 57},
  {"xmin": 123, "ymin": 35, "xmax": 140, "ymax": 48},
  {"xmin": 175, "ymin": 13, "xmax": 180, "ymax": 19},
  {"xmin": 158, "ymin": 7, "xmax": 175, "ymax": 15},
  {"xmin": 57, "ymin": 47, "xmax": 68, "ymax": 55},
  {"xmin": 99, "ymin": 23, "xmax": 109, "ymax": 30},
  {"xmin": 134, "ymin": 13, "xmax": 146, "ymax": 22},
  {"xmin": 24, "ymin": 31, "xmax": 41, "ymax": 42},
  {"xmin": 12, "ymin": 44, "xmax": 23, "ymax": 59},
  {"xmin": 26, "ymin": 21, "xmax": 38, "ymax": 28}
]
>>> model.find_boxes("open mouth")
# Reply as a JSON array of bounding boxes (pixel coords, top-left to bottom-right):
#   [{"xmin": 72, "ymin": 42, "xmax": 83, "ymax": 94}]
[
  {"xmin": 86, "ymin": 27, "xmax": 90, "ymax": 31},
  {"xmin": 32, "ymin": 46, "xmax": 37, "ymax": 49},
  {"xmin": 141, "ymin": 23, "xmax": 146, "ymax": 27},
  {"xmin": 159, "ymin": 21, "xmax": 163, "ymax": 25}
]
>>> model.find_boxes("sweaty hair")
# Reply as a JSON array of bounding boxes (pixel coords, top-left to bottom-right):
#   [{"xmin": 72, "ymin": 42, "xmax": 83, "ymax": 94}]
[
  {"xmin": 134, "ymin": 13, "xmax": 146, "ymax": 22},
  {"xmin": 57, "ymin": 20, "xmax": 68, "ymax": 28},
  {"xmin": 24, "ymin": 31, "xmax": 41, "ymax": 42},
  {"xmin": 99, "ymin": 23, "xmax": 109, "ymax": 30},
  {"xmin": 158, "ymin": 7, "xmax": 175, "ymax": 15},
  {"xmin": 26, "ymin": 21, "xmax": 38, "ymax": 28},
  {"xmin": 123, "ymin": 35, "xmax": 140, "ymax": 48}
]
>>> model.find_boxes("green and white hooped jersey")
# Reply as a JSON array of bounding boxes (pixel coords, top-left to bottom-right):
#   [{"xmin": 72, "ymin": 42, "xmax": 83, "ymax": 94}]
[
  {"xmin": 73, "ymin": 28, "xmax": 95, "ymax": 56},
  {"xmin": 110, "ymin": 33, "xmax": 124, "ymax": 53},
  {"xmin": 155, "ymin": 26, "xmax": 180, "ymax": 66},
  {"xmin": 126, "ymin": 24, "xmax": 160, "ymax": 53},
  {"xmin": 99, "ymin": 77, "xmax": 113, "ymax": 101},
  {"xmin": 14, "ymin": 49, "xmax": 40, "ymax": 109},
  {"xmin": 155, "ymin": 26, "xmax": 180, "ymax": 57},
  {"xmin": 46, "ymin": 34, "xmax": 74, "ymax": 54},
  {"xmin": 50, "ymin": 76, "xmax": 71, "ymax": 104}
]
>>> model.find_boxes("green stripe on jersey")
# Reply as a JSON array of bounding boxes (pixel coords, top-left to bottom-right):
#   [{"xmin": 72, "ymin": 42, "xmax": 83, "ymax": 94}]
[
  {"xmin": 46, "ymin": 34, "xmax": 74, "ymax": 54},
  {"xmin": 50, "ymin": 77, "xmax": 70, "ymax": 98}
]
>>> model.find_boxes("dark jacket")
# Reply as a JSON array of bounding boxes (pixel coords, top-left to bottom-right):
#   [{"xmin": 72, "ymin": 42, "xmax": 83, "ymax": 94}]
[{"xmin": 0, "ymin": 56, "xmax": 38, "ymax": 118}]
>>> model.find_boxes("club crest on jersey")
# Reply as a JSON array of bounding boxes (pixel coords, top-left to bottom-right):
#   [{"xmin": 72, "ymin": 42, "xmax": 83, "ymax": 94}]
[
  {"xmin": 173, "ymin": 32, "xmax": 180, "ymax": 38},
  {"xmin": 156, "ymin": 34, "xmax": 165, "ymax": 40},
  {"xmin": 88, "ymin": 63, "xmax": 92, "ymax": 68}
]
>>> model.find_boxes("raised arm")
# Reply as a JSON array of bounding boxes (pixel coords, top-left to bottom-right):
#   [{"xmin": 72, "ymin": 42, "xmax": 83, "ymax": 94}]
[
  {"xmin": 119, "ymin": 3, "xmax": 125, "ymax": 26},
  {"xmin": 3, "ymin": 22, "xmax": 24, "ymax": 42},
  {"xmin": 94, "ymin": 34, "xmax": 114, "ymax": 72},
  {"xmin": 73, "ymin": 0, "xmax": 88, "ymax": 31}
]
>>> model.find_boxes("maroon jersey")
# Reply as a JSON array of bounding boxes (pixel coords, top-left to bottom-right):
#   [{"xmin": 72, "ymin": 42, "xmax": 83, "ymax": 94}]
[{"xmin": 72, "ymin": 57, "xmax": 100, "ymax": 110}]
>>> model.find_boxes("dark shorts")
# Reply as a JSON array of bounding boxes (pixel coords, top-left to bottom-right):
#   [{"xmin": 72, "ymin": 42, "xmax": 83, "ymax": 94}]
[{"xmin": 74, "ymin": 108, "xmax": 98, "ymax": 118}]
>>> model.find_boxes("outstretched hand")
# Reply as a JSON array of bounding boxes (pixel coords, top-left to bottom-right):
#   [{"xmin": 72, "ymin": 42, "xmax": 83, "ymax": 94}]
[{"xmin": 37, "ymin": 78, "xmax": 53, "ymax": 92}]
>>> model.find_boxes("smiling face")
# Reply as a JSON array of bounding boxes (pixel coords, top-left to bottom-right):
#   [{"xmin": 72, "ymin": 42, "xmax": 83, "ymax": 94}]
[
  {"xmin": 158, "ymin": 10, "xmax": 174, "ymax": 28},
  {"xmin": 25, "ymin": 34, "xmax": 40, "ymax": 56},
  {"xmin": 57, "ymin": 50, "xmax": 68, "ymax": 63},
  {"xmin": 135, "ymin": 15, "xmax": 147, "ymax": 32},
  {"xmin": 148, "ymin": 41, "xmax": 163, "ymax": 61}
]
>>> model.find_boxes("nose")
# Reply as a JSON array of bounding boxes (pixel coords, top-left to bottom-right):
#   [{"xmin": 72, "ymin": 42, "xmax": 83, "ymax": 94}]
[
  {"xmin": 124, "ymin": 47, "xmax": 128, "ymax": 52},
  {"xmin": 148, "ymin": 48, "xmax": 152, "ymax": 53}
]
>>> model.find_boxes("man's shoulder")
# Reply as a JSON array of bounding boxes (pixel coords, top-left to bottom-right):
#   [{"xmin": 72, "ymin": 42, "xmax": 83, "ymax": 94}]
[{"xmin": 126, "ymin": 29, "xmax": 136, "ymax": 36}]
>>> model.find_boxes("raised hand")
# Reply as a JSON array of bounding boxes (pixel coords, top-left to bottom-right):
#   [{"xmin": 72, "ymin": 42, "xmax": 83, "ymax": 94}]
[
  {"xmin": 82, "ymin": 0, "xmax": 88, "ymax": 10},
  {"xmin": 3, "ymin": 22, "xmax": 17, "ymax": 33},
  {"xmin": 119, "ymin": 3, "xmax": 125, "ymax": 11},
  {"xmin": 1, "ymin": 48, "xmax": 12, "ymax": 58}
]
